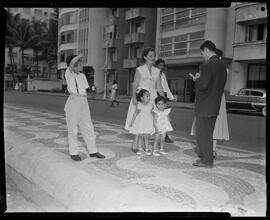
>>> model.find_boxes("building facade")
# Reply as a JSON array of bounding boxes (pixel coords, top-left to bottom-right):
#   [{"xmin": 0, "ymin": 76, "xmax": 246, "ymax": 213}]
[
  {"xmin": 229, "ymin": 2, "xmax": 267, "ymax": 94},
  {"xmin": 156, "ymin": 4, "xmax": 267, "ymax": 102},
  {"xmin": 123, "ymin": 8, "xmax": 157, "ymax": 95},
  {"xmin": 156, "ymin": 7, "xmax": 232, "ymax": 102},
  {"xmin": 58, "ymin": 8, "xmax": 79, "ymax": 89},
  {"xmin": 102, "ymin": 8, "xmax": 129, "ymax": 95},
  {"xmin": 58, "ymin": 8, "xmax": 108, "ymax": 93}
]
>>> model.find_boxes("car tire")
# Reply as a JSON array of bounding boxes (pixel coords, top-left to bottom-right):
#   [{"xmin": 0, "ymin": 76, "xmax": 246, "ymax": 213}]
[{"xmin": 262, "ymin": 107, "xmax": 266, "ymax": 116}]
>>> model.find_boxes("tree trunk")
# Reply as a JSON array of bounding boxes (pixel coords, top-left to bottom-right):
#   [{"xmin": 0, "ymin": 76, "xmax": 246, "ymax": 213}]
[
  {"xmin": 35, "ymin": 50, "xmax": 39, "ymax": 77},
  {"xmin": 8, "ymin": 48, "xmax": 16, "ymax": 85},
  {"xmin": 21, "ymin": 49, "xmax": 25, "ymax": 74}
]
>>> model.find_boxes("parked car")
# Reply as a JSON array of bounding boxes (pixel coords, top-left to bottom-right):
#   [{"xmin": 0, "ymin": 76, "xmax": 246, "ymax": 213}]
[{"xmin": 225, "ymin": 88, "xmax": 266, "ymax": 116}]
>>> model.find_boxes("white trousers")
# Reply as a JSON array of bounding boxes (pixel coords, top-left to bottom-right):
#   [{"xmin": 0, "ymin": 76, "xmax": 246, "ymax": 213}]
[{"xmin": 64, "ymin": 94, "xmax": 97, "ymax": 155}]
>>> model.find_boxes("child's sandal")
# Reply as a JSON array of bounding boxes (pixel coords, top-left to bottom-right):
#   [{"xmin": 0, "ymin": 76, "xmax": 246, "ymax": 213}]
[
  {"xmin": 159, "ymin": 149, "xmax": 167, "ymax": 155},
  {"xmin": 153, "ymin": 151, "xmax": 161, "ymax": 156}
]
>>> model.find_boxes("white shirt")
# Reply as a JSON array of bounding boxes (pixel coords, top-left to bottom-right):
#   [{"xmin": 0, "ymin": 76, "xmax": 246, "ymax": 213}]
[
  {"xmin": 160, "ymin": 72, "xmax": 174, "ymax": 100},
  {"xmin": 65, "ymin": 68, "xmax": 89, "ymax": 95}
]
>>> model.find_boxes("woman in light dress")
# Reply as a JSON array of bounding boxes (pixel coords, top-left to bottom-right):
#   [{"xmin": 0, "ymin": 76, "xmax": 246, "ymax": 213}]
[{"xmin": 124, "ymin": 47, "xmax": 164, "ymax": 152}]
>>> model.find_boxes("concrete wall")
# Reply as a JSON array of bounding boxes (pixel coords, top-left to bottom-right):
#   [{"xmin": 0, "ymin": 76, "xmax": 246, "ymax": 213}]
[
  {"xmin": 204, "ymin": 8, "xmax": 228, "ymax": 51},
  {"xmin": 115, "ymin": 8, "xmax": 129, "ymax": 95},
  {"xmin": 87, "ymin": 8, "xmax": 107, "ymax": 93},
  {"xmin": 27, "ymin": 78, "xmax": 62, "ymax": 91},
  {"xmin": 228, "ymin": 62, "xmax": 247, "ymax": 95},
  {"xmin": 144, "ymin": 8, "xmax": 157, "ymax": 49},
  {"xmin": 224, "ymin": 4, "xmax": 236, "ymax": 59}
]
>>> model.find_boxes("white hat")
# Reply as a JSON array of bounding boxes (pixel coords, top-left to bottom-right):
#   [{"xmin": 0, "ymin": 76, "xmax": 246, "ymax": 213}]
[{"xmin": 69, "ymin": 54, "xmax": 83, "ymax": 69}]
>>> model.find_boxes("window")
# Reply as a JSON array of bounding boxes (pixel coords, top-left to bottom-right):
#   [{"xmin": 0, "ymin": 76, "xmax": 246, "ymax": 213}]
[
  {"xmin": 133, "ymin": 47, "xmax": 140, "ymax": 58},
  {"xmin": 257, "ymin": 23, "xmax": 264, "ymax": 40},
  {"xmin": 161, "ymin": 8, "xmax": 174, "ymax": 16},
  {"xmin": 61, "ymin": 34, "xmax": 65, "ymax": 44},
  {"xmin": 161, "ymin": 14, "xmax": 174, "ymax": 24},
  {"xmin": 161, "ymin": 23, "xmax": 174, "ymax": 32},
  {"xmin": 239, "ymin": 90, "xmax": 249, "ymax": 96},
  {"xmin": 250, "ymin": 91, "xmax": 263, "ymax": 97},
  {"xmin": 248, "ymin": 64, "xmax": 266, "ymax": 80},
  {"xmin": 247, "ymin": 63, "xmax": 266, "ymax": 88},
  {"xmin": 245, "ymin": 23, "xmax": 267, "ymax": 42},
  {"xmin": 189, "ymin": 31, "xmax": 204, "ymax": 54},
  {"xmin": 61, "ymin": 31, "xmax": 75, "ymax": 44},
  {"xmin": 191, "ymin": 8, "xmax": 206, "ymax": 16},
  {"xmin": 135, "ymin": 22, "xmax": 142, "ymax": 33},
  {"xmin": 61, "ymin": 12, "xmax": 76, "ymax": 26},
  {"xmin": 67, "ymin": 33, "xmax": 71, "ymax": 42},
  {"xmin": 60, "ymin": 52, "xmax": 65, "ymax": 62},
  {"xmin": 160, "ymin": 8, "xmax": 206, "ymax": 32},
  {"xmin": 160, "ymin": 37, "xmax": 173, "ymax": 57},
  {"xmin": 112, "ymin": 8, "xmax": 118, "ymax": 16}
]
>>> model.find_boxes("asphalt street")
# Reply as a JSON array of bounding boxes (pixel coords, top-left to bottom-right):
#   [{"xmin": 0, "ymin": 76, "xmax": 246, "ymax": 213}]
[{"xmin": 4, "ymin": 91, "xmax": 266, "ymax": 153}]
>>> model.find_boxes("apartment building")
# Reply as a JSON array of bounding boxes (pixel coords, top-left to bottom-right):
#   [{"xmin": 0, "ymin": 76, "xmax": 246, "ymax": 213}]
[
  {"xmin": 156, "ymin": 7, "xmax": 232, "ymax": 102},
  {"xmin": 156, "ymin": 4, "xmax": 267, "ymax": 102},
  {"xmin": 123, "ymin": 8, "xmax": 157, "ymax": 95},
  {"xmin": 58, "ymin": 8, "xmax": 107, "ymax": 93},
  {"xmin": 58, "ymin": 8, "xmax": 79, "ymax": 88},
  {"xmin": 229, "ymin": 2, "xmax": 267, "ymax": 94},
  {"xmin": 101, "ymin": 8, "xmax": 129, "ymax": 95}
]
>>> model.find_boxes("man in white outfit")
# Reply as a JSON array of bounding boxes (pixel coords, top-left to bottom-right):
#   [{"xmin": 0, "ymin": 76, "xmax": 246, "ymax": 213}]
[
  {"xmin": 64, "ymin": 54, "xmax": 105, "ymax": 161},
  {"xmin": 155, "ymin": 59, "xmax": 175, "ymax": 143}
]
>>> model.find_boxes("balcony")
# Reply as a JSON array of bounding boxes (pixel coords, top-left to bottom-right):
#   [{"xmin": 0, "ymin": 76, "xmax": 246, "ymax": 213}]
[
  {"xmin": 106, "ymin": 60, "xmax": 119, "ymax": 70},
  {"xmin": 235, "ymin": 3, "xmax": 267, "ymax": 24},
  {"xmin": 125, "ymin": 8, "xmax": 146, "ymax": 20},
  {"xmin": 232, "ymin": 41, "xmax": 266, "ymax": 61},
  {"xmin": 123, "ymin": 58, "xmax": 141, "ymax": 68},
  {"xmin": 124, "ymin": 32, "xmax": 145, "ymax": 44},
  {"xmin": 102, "ymin": 38, "xmax": 118, "ymax": 48}
]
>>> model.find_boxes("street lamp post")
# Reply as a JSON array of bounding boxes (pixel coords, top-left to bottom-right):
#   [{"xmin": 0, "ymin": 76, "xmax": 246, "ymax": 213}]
[{"xmin": 103, "ymin": 41, "xmax": 109, "ymax": 99}]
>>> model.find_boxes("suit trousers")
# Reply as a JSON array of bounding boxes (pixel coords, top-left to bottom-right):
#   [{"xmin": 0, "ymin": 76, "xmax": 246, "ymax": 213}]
[
  {"xmin": 64, "ymin": 94, "xmax": 97, "ymax": 155},
  {"xmin": 195, "ymin": 116, "xmax": 217, "ymax": 165}
]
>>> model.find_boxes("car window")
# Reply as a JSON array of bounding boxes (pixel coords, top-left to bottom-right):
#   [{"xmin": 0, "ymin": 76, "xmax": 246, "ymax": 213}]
[
  {"xmin": 250, "ymin": 91, "xmax": 263, "ymax": 97},
  {"xmin": 238, "ymin": 90, "xmax": 249, "ymax": 96}
]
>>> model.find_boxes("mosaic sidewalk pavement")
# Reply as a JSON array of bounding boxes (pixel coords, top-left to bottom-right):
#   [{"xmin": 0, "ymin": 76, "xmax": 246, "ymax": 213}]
[{"xmin": 4, "ymin": 103, "xmax": 266, "ymax": 216}]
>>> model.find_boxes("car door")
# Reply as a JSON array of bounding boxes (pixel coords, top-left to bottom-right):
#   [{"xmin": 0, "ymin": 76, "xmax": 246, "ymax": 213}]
[{"xmin": 231, "ymin": 89, "xmax": 251, "ymax": 110}]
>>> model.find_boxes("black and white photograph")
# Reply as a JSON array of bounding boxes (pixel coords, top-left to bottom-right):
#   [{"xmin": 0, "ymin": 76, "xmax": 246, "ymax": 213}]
[{"xmin": 1, "ymin": 2, "xmax": 267, "ymax": 217}]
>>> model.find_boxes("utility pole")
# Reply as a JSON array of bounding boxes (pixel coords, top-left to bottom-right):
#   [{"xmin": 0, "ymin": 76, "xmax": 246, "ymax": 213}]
[{"xmin": 103, "ymin": 40, "xmax": 108, "ymax": 99}]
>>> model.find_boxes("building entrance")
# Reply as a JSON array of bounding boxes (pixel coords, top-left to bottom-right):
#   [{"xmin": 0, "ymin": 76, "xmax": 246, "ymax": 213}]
[{"xmin": 167, "ymin": 66, "xmax": 198, "ymax": 102}]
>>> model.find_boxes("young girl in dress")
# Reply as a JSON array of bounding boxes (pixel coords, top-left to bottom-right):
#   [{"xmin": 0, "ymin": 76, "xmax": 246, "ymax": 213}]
[
  {"xmin": 128, "ymin": 89, "xmax": 155, "ymax": 155},
  {"xmin": 152, "ymin": 96, "xmax": 173, "ymax": 156}
]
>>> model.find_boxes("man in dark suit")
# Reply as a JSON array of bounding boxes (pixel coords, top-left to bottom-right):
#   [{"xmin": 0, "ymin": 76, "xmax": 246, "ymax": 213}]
[{"xmin": 190, "ymin": 40, "xmax": 227, "ymax": 168}]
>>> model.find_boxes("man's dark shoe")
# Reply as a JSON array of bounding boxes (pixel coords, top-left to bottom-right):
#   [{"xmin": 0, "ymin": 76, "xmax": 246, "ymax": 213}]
[
  {"xmin": 70, "ymin": 155, "xmax": 81, "ymax": 161},
  {"xmin": 192, "ymin": 161, "xmax": 213, "ymax": 168},
  {"xmin": 165, "ymin": 135, "xmax": 174, "ymax": 143},
  {"xmin": 90, "ymin": 152, "xmax": 105, "ymax": 159}
]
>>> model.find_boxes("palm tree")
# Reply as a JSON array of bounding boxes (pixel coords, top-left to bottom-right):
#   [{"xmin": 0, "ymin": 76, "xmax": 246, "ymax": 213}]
[
  {"xmin": 42, "ymin": 18, "xmax": 58, "ymax": 78},
  {"xmin": 5, "ymin": 9, "xmax": 18, "ymax": 84},
  {"xmin": 29, "ymin": 18, "xmax": 48, "ymax": 77},
  {"xmin": 7, "ymin": 14, "xmax": 40, "ymax": 77}
]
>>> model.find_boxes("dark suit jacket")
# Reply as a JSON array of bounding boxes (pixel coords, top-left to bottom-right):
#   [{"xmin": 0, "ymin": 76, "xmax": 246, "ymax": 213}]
[{"xmin": 194, "ymin": 55, "xmax": 227, "ymax": 117}]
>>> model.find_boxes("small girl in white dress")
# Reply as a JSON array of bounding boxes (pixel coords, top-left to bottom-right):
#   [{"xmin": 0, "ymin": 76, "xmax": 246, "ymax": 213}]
[
  {"xmin": 152, "ymin": 96, "xmax": 173, "ymax": 156},
  {"xmin": 128, "ymin": 89, "xmax": 155, "ymax": 155}
]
